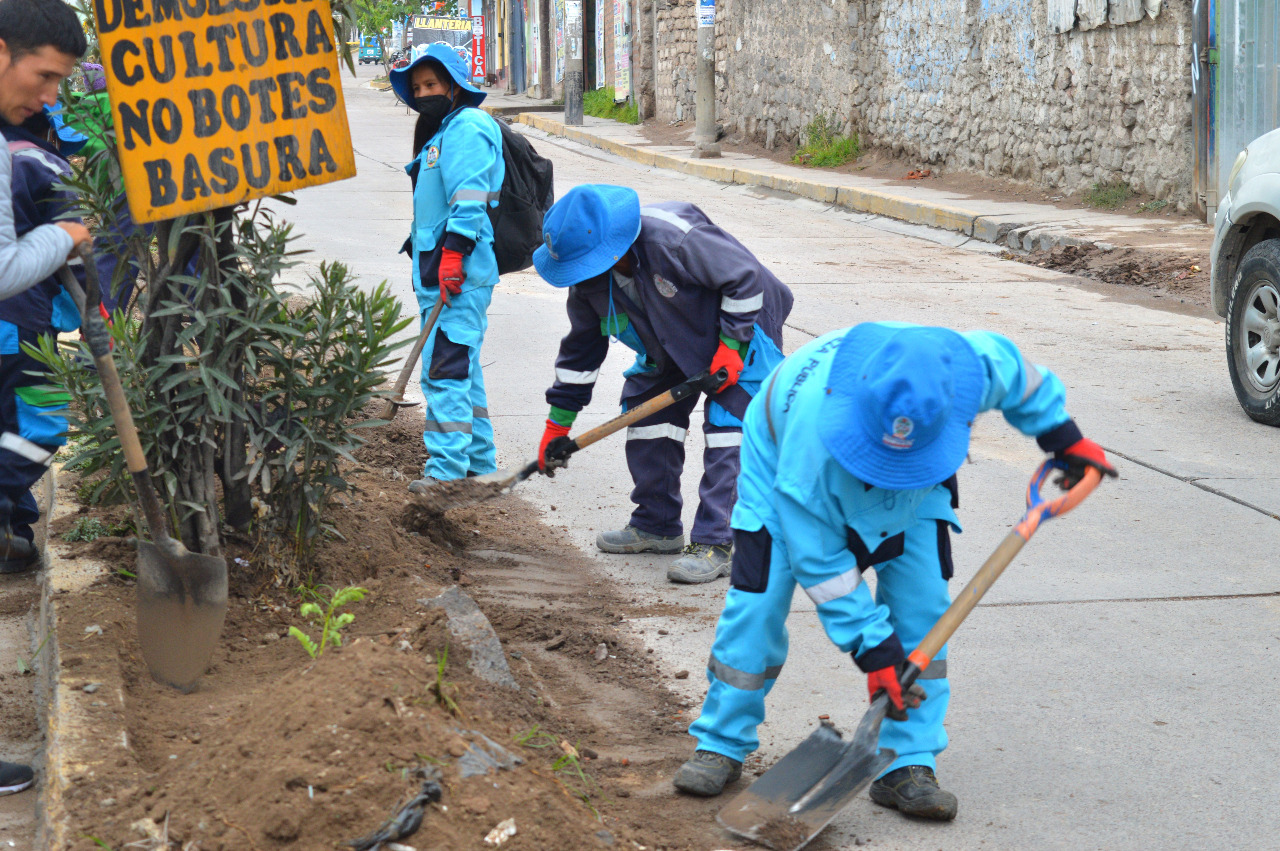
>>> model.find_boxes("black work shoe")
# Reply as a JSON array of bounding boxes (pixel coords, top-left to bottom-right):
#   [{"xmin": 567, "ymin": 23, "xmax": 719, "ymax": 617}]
[
  {"xmin": 0, "ymin": 761, "xmax": 33, "ymax": 796},
  {"xmin": 869, "ymin": 765, "xmax": 958, "ymax": 821},
  {"xmin": 0, "ymin": 535, "xmax": 38, "ymax": 575},
  {"xmin": 672, "ymin": 750, "xmax": 742, "ymax": 797}
]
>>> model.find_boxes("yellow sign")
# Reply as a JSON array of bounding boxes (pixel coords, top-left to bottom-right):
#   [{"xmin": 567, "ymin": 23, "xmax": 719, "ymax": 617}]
[
  {"xmin": 93, "ymin": 0, "xmax": 357, "ymax": 223},
  {"xmin": 412, "ymin": 15, "xmax": 472, "ymax": 30}
]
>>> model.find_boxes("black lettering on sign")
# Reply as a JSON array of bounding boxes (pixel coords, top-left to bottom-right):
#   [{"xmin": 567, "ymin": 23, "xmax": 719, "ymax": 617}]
[
  {"xmin": 304, "ymin": 9, "xmax": 332, "ymax": 54},
  {"xmin": 305, "ymin": 66, "xmax": 336, "ymax": 114},
  {"xmin": 95, "ymin": 0, "xmax": 123, "ymax": 35},
  {"xmin": 181, "ymin": 153, "xmax": 211, "ymax": 200},
  {"xmin": 145, "ymin": 159, "xmax": 177, "ymax": 206},
  {"xmin": 179, "ymin": 0, "xmax": 205, "ymax": 17},
  {"xmin": 248, "ymin": 77, "xmax": 278, "ymax": 123},
  {"xmin": 308, "ymin": 128, "xmax": 337, "ymax": 175},
  {"xmin": 235, "ymin": 0, "xmax": 262, "ymax": 13},
  {"xmin": 178, "ymin": 31, "xmax": 214, "ymax": 77},
  {"xmin": 207, "ymin": 24, "xmax": 237, "ymax": 72},
  {"xmin": 111, "ymin": 39, "xmax": 144, "ymax": 86},
  {"xmin": 276, "ymin": 71, "xmax": 306, "ymax": 119},
  {"xmin": 143, "ymin": 36, "xmax": 175, "ymax": 83},
  {"xmin": 153, "ymin": 98, "xmax": 183, "ymax": 143},
  {"xmin": 117, "ymin": 100, "xmax": 150, "ymax": 150},
  {"xmin": 222, "ymin": 84, "xmax": 251, "ymax": 131},
  {"xmin": 268, "ymin": 13, "xmax": 302, "ymax": 60},
  {"xmin": 122, "ymin": 0, "xmax": 151, "ymax": 28},
  {"xmin": 238, "ymin": 20, "xmax": 269, "ymax": 67},
  {"xmin": 274, "ymin": 134, "xmax": 306, "ymax": 181},
  {"xmin": 151, "ymin": 0, "xmax": 182, "ymax": 24},
  {"xmin": 208, "ymin": 147, "xmax": 239, "ymax": 193},
  {"xmin": 241, "ymin": 141, "xmax": 270, "ymax": 188},
  {"xmin": 189, "ymin": 88, "xmax": 221, "ymax": 137}
]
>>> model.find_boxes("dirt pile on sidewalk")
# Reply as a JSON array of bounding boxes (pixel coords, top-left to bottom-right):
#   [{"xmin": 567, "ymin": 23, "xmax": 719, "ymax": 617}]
[{"xmin": 1026, "ymin": 244, "xmax": 1210, "ymax": 306}]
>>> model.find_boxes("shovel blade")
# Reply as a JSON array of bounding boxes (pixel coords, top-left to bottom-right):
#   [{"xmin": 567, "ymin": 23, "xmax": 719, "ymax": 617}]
[
  {"xmin": 717, "ymin": 698, "xmax": 896, "ymax": 851},
  {"xmin": 135, "ymin": 540, "xmax": 228, "ymax": 693}
]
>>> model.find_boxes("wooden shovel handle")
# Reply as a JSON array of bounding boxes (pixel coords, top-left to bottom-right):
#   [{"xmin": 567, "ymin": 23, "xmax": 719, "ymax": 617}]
[
  {"xmin": 379, "ymin": 299, "xmax": 445, "ymax": 421},
  {"xmin": 568, "ymin": 368, "xmax": 727, "ymax": 453},
  {"xmin": 903, "ymin": 462, "xmax": 1103, "ymax": 683}
]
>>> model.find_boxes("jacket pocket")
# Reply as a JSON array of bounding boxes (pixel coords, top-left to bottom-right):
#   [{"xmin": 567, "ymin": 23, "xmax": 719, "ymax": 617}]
[
  {"xmin": 936, "ymin": 520, "xmax": 954, "ymax": 581},
  {"xmin": 846, "ymin": 528, "xmax": 905, "ymax": 572},
  {"xmin": 729, "ymin": 527, "xmax": 772, "ymax": 593}
]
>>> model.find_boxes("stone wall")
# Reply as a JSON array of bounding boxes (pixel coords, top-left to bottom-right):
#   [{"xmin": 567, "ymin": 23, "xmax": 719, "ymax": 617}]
[{"xmin": 648, "ymin": 0, "xmax": 1194, "ymax": 209}]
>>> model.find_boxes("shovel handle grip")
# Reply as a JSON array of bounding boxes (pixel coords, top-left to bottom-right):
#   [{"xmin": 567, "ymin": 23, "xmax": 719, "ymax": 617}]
[
  {"xmin": 902, "ymin": 461, "xmax": 1103, "ymax": 686},
  {"xmin": 563, "ymin": 368, "xmax": 728, "ymax": 455},
  {"xmin": 379, "ymin": 299, "xmax": 445, "ymax": 421}
]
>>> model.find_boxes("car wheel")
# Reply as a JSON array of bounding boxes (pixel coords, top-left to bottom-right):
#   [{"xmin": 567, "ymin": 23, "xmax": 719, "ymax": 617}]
[{"xmin": 1226, "ymin": 238, "xmax": 1280, "ymax": 424}]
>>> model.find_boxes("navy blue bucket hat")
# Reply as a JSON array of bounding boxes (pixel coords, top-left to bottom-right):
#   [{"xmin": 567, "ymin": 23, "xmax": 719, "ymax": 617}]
[
  {"xmin": 391, "ymin": 42, "xmax": 486, "ymax": 110},
  {"xmin": 820, "ymin": 323, "xmax": 986, "ymax": 490},
  {"xmin": 533, "ymin": 184, "xmax": 642, "ymax": 287}
]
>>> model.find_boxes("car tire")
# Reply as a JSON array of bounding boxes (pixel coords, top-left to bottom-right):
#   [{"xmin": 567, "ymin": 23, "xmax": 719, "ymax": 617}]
[{"xmin": 1226, "ymin": 238, "xmax": 1280, "ymax": 425}]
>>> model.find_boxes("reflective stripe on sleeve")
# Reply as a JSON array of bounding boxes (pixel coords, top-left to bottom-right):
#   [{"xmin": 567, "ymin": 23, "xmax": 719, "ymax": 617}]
[
  {"xmin": 705, "ymin": 431, "xmax": 743, "ymax": 449},
  {"xmin": 707, "ymin": 654, "xmax": 783, "ymax": 691},
  {"xmin": 449, "ymin": 189, "xmax": 502, "ymax": 205},
  {"xmin": 0, "ymin": 432, "xmax": 53, "ymax": 465},
  {"xmin": 1021, "ymin": 362, "xmax": 1044, "ymax": 402},
  {"xmin": 626, "ymin": 424, "xmax": 687, "ymax": 442},
  {"xmin": 720, "ymin": 292, "xmax": 764, "ymax": 314},
  {"xmin": 802, "ymin": 567, "xmax": 863, "ymax": 605},
  {"xmin": 473, "ymin": 406, "xmax": 490, "ymax": 419},
  {"xmin": 423, "ymin": 420, "xmax": 473, "ymax": 434},
  {"xmin": 918, "ymin": 659, "xmax": 948, "ymax": 680},
  {"xmin": 555, "ymin": 367, "xmax": 600, "ymax": 385},
  {"xmin": 640, "ymin": 206, "xmax": 693, "ymax": 233}
]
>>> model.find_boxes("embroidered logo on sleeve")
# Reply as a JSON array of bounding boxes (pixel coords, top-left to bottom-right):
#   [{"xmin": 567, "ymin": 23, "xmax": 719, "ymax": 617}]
[{"xmin": 426, "ymin": 145, "xmax": 440, "ymax": 168}]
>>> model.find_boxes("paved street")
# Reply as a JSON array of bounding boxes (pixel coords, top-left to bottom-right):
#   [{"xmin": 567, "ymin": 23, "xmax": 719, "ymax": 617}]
[{"xmin": 286, "ymin": 65, "xmax": 1280, "ymax": 848}]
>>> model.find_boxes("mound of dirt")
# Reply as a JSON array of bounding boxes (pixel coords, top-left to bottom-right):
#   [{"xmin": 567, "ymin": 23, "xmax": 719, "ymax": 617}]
[{"xmin": 1025, "ymin": 244, "xmax": 1210, "ymax": 306}]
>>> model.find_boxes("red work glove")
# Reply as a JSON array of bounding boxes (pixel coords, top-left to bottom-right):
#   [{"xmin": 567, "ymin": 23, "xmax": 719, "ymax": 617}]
[
  {"xmin": 538, "ymin": 419, "xmax": 572, "ymax": 473},
  {"xmin": 867, "ymin": 663, "xmax": 926, "ymax": 722},
  {"xmin": 1055, "ymin": 437, "xmax": 1117, "ymax": 490},
  {"xmin": 438, "ymin": 248, "xmax": 465, "ymax": 304},
  {"xmin": 708, "ymin": 339, "xmax": 744, "ymax": 393}
]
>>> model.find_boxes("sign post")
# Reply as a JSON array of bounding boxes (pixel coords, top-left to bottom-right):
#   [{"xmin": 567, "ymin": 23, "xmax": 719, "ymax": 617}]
[
  {"xmin": 564, "ymin": 0, "xmax": 583, "ymax": 125},
  {"xmin": 93, "ymin": 0, "xmax": 357, "ymax": 223},
  {"xmin": 693, "ymin": 0, "xmax": 719, "ymax": 157}
]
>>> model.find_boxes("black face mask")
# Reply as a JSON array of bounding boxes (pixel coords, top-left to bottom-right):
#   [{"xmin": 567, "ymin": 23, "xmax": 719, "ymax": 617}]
[{"xmin": 415, "ymin": 94, "xmax": 454, "ymax": 124}]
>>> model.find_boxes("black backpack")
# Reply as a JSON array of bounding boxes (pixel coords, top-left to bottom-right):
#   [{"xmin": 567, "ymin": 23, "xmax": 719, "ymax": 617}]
[{"xmin": 489, "ymin": 118, "xmax": 554, "ymax": 275}]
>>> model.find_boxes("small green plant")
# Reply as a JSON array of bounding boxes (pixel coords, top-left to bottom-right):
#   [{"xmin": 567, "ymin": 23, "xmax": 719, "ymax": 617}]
[
  {"xmin": 81, "ymin": 837, "xmax": 114, "ymax": 850},
  {"xmin": 61, "ymin": 516, "xmax": 132, "ymax": 542},
  {"xmin": 793, "ymin": 114, "xmax": 860, "ymax": 168},
  {"xmin": 514, "ymin": 724, "xmax": 559, "ymax": 749},
  {"xmin": 288, "ymin": 585, "xmax": 368, "ymax": 658},
  {"xmin": 1137, "ymin": 198, "xmax": 1169, "ymax": 214},
  {"xmin": 16, "ymin": 633, "xmax": 50, "ymax": 675},
  {"xmin": 430, "ymin": 645, "xmax": 461, "ymax": 716},
  {"xmin": 583, "ymin": 86, "xmax": 640, "ymax": 124},
  {"xmin": 1084, "ymin": 181, "xmax": 1133, "ymax": 210}
]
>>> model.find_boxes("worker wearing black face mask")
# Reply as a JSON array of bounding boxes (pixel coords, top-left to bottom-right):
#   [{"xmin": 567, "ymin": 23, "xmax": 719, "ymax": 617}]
[{"xmin": 389, "ymin": 44, "xmax": 505, "ymax": 490}]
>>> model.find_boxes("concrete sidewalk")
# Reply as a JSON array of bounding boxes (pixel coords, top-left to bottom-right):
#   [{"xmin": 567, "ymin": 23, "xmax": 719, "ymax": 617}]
[{"xmin": 482, "ymin": 93, "xmax": 1208, "ymax": 256}]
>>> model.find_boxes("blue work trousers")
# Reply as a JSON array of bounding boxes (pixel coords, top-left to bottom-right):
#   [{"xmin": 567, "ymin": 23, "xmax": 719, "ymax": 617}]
[
  {"xmin": 689, "ymin": 517, "xmax": 953, "ymax": 774},
  {"xmin": 0, "ymin": 324, "xmax": 66, "ymax": 542},
  {"xmin": 419, "ymin": 287, "xmax": 496, "ymax": 480}
]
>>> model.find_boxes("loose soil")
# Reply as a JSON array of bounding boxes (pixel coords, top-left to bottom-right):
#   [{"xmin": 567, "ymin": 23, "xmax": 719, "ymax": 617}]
[
  {"xmin": 1019, "ymin": 244, "xmax": 1211, "ymax": 307},
  {"xmin": 48, "ymin": 415, "xmax": 771, "ymax": 851}
]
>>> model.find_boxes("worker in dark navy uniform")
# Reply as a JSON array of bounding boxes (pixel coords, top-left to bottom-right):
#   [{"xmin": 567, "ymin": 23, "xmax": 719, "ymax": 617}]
[{"xmin": 532, "ymin": 184, "xmax": 793, "ymax": 584}]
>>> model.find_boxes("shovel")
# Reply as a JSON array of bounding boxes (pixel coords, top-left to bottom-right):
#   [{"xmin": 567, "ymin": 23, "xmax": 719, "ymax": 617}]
[
  {"xmin": 411, "ymin": 367, "xmax": 729, "ymax": 514},
  {"xmin": 378, "ymin": 299, "xmax": 445, "ymax": 421},
  {"xmin": 717, "ymin": 460, "xmax": 1105, "ymax": 850},
  {"xmin": 58, "ymin": 250, "xmax": 227, "ymax": 694}
]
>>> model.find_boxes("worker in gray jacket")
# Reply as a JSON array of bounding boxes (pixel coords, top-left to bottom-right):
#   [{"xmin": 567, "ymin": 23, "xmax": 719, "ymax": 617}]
[{"xmin": 533, "ymin": 184, "xmax": 793, "ymax": 584}]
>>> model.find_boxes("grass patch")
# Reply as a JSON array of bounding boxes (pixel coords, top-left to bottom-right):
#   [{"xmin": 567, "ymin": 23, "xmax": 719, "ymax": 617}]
[
  {"xmin": 583, "ymin": 86, "xmax": 639, "ymax": 124},
  {"xmin": 1084, "ymin": 181, "xmax": 1133, "ymax": 210},
  {"xmin": 793, "ymin": 114, "xmax": 860, "ymax": 168},
  {"xmin": 1137, "ymin": 198, "xmax": 1169, "ymax": 214},
  {"xmin": 62, "ymin": 516, "xmax": 132, "ymax": 542}
]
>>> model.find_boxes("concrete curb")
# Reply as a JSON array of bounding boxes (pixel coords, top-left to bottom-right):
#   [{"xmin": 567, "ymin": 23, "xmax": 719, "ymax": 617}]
[
  {"xmin": 513, "ymin": 112, "xmax": 1102, "ymax": 254},
  {"xmin": 36, "ymin": 473, "xmax": 127, "ymax": 850}
]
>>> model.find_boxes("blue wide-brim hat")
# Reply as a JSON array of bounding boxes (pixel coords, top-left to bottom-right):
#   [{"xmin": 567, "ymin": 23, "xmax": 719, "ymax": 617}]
[
  {"xmin": 391, "ymin": 42, "xmax": 486, "ymax": 110},
  {"xmin": 44, "ymin": 104, "xmax": 87, "ymax": 156},
  {"xmin": 533, "ymin": 184, "xmax": 642, "ymax": 287},
  {"xmin": 820, "ymin": 323, "xmax": 985, "ymax": 490}
]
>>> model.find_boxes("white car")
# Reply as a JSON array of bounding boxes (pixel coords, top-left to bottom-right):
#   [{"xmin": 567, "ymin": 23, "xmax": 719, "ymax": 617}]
[{"xmin": 1212, "ymin": 127, "xmax": 1280, "ymax": 423}]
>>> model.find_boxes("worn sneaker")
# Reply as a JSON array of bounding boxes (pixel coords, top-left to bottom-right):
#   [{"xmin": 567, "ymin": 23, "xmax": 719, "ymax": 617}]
[
  {"xmin": 596, "ymin": 525, "xmax": 684, "ymax": 554},
  {"xmin": 672, "ymin": 750, "xmax": 742, "ymax": 797},
  {"xmin": 869, "ymin": 765, "xmax": 958, "ymax": 821},
  {"xmin": 407, "ymin": 477, "xmax": 445, "ymax": 495},
  {"xmin": 0, "ymin": 534, "xmax": 38, "ymax": 575},
  {"xmin": 0, "ymin": 761, "xmax": 33, "ymax": 796},
  {"xmin": 667, "ymin": 543, "xmax": 732, "ymax": 584}
]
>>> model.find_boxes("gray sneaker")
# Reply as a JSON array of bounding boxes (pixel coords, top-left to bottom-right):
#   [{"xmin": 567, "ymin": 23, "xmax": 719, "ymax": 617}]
[
  {"xmin": 596, "ymin": 525, "xmax": 684, "ymax": 554},
  {"xmin": 672, "ymin": 750, "xmax": 742, "ymax": 797},
  {"xmin": 667, "ymin": 543, "xmax": 732, "ymax": 584}
]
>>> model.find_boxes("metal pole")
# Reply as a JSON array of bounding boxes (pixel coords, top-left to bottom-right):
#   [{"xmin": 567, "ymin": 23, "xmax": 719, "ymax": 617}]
[
  {"xmin": 565, "ymin": 0, "xmax": 585, "ymax": 124},
  {"xmin": 692, "ymin": 0, "xmax": 719, "ymax": 157}
]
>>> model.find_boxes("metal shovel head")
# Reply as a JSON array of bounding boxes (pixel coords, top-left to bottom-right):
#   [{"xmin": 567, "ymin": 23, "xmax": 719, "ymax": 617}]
[
  {"xmin": 717, "ymin": 696, "xmax": 897, "ymax": 851},
  {"xmin": 135, "ymin": 539, "xmax": 228, "ymax": 694}
]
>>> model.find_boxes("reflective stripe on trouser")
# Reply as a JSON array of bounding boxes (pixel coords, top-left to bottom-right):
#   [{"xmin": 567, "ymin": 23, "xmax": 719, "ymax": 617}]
[
  {"xmin": 418, "ymin": 293, "xmax": 496, "ymax": 480},
  {"xmin": 688, "ymin": 517, "xmax": 952, "ymax": 769},
  {"xmin": 0, "ymin": 323, "xmax": 67, "ymax": 542}
]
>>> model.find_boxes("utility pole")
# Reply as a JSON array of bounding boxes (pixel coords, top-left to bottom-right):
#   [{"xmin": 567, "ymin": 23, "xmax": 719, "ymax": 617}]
[
  {"xmin": 565, "ymin": 0, "xmax": 584, "ymax": 125},
  {"xmin": 692, "ymin": 0, "xmax": 719, "ymax": 157}
]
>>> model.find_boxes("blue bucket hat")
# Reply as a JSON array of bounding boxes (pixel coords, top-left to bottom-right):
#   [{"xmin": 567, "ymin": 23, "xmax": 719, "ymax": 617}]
[
  {"xmin": 44, "ymin": 103, "xmax": 87, "ymax": 156},
  {"xmin": 533, "ymin": 184, "xmax": 642, "ymax": 287},
  {"xmin": 820, "ymin": 323, "xmax": 985, "ymax": 490},
  {"xmin": 391, "ymin": 42, "xmax": 485, "ymax": 110}
]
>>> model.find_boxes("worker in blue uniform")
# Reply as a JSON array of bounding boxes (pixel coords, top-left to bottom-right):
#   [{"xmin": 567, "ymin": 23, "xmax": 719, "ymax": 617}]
[
  {"xmin": 532, "ymin": 184, "xmax": 793, "ymax": 584},
  {"xmin": 391, "ymin": 44, "xmax": 505, "ymax": 490},
  {"xmin": 673, "ymin": 322, "xmax": 1116, "ymax": 820}
]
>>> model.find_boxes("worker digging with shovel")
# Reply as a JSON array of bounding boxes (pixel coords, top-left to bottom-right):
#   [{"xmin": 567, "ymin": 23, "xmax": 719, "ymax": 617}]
[
  {"xmin": 673, "ymin": 322, "xmax": 1115, "ymax": 819},
  {"xmin": 533, "ymin": 184, "xmax": 793, "ymax": 584}
]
